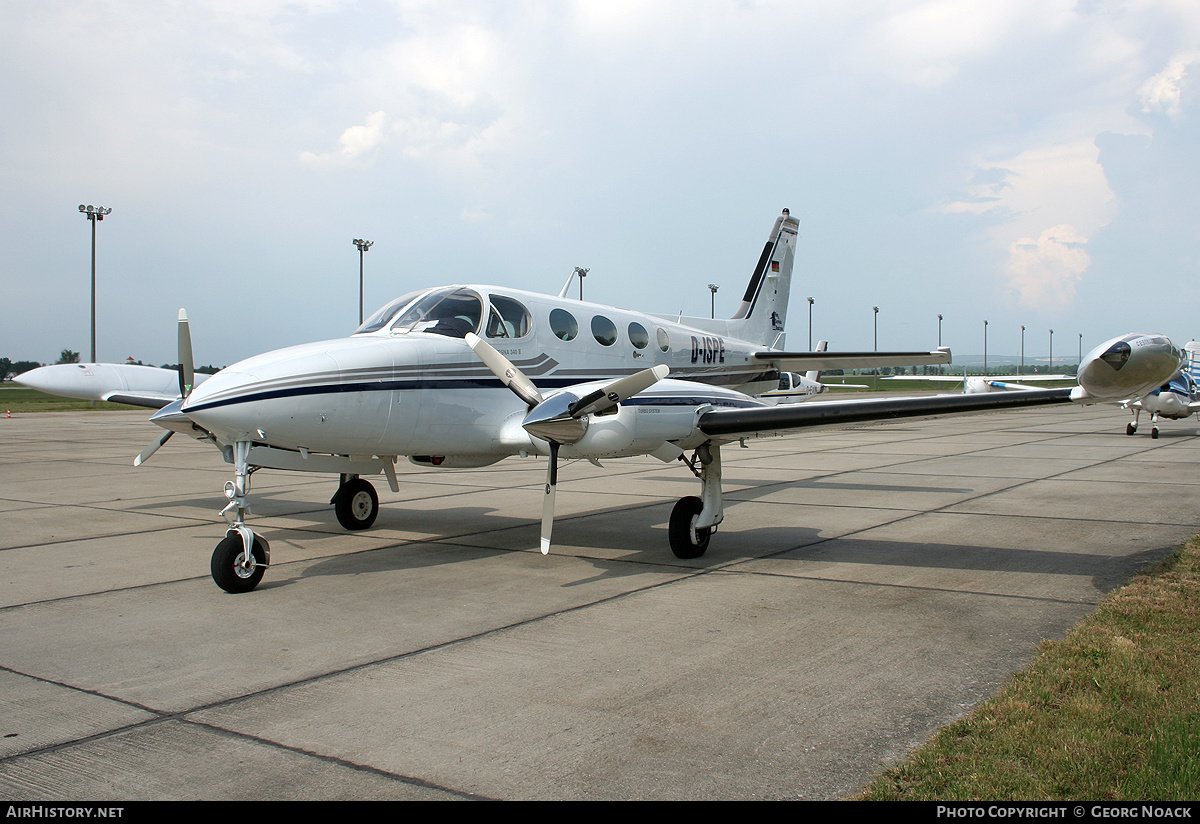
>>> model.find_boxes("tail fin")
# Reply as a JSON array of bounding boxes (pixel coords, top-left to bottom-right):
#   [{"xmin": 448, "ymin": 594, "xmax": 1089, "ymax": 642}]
[
  {"xmin": 804, "ymin": 340, "xmax": 828, "ymax": 382},
  {"xmin": 727, "ymin": 209, "xmax": 799, "ymax": 349}
]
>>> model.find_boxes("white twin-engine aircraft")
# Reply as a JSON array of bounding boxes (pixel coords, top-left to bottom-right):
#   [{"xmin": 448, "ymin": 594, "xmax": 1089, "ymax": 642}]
[{"xmin": 136, "ymin": 210, "xmax": 1183, "ymax": 593}]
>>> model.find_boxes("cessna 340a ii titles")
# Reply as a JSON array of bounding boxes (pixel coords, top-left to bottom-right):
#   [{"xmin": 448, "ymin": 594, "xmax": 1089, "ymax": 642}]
[{"xmin": 136, "ymin": 210, "xmax": 1183, "ymax": 593}]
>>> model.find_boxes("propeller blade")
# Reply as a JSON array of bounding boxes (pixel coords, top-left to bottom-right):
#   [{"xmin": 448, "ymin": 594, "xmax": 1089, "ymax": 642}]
[
  {"xmin": 465, "ymin": 332, "xmax": 543, "ymax": 409},
  {"xmin": 134, "ymin": 430, "xmax": 173, "ymax": 467},
  {"xmin": 568, "ymin": 364, "xmax": 669, "ymax": 418},
  {"xmin": 178, "ymin": 309, "xmax": 195, "ymax": 398},
  {"xmin": 540, "ymin": 441, "xmax": 559, "ymax": 554}
]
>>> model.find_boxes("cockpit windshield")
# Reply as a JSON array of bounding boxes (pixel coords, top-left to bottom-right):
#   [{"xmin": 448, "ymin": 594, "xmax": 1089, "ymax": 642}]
[
  {"xmin": 355, "ymin": 290, "xmax": 424, "ymax": 334},
  {"xmin": 388, "ymin": 287, "xmax": 483, "ymax": 338}
]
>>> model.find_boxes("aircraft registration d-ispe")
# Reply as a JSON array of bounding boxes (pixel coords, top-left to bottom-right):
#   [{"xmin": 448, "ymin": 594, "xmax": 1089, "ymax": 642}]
[{"xmin": 137, "ymin": 210, "xmax": 1184, "ymax": 593}]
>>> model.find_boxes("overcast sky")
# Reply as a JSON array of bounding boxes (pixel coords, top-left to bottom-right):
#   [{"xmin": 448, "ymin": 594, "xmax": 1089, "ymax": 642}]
[{"xmin": 3, "ymin": 0, "xmax": 1198, "ymax": 368}]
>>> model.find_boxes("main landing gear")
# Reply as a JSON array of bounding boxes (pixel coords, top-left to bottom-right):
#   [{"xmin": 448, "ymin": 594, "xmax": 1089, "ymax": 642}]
[
  {"xmin": 669, "ymin": 442, "xmax": 723, "ymax": 560},
  {"xmin": 331, "ymin": 475, "xmax": 379, "ymax": 530},
  {"xmin": 1126, "ymin": 409, "xmax": 1160, "ymax": 438}
]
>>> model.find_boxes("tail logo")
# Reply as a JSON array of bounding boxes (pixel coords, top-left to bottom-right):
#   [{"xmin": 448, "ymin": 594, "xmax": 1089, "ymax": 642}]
[{"xmin": 771, "ymin": 311, "xmax": 783, "ymax": 332}]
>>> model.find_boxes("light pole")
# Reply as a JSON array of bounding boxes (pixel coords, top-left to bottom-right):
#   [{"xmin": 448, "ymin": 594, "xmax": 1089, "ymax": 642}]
[
  {"xmin": 352, "ymin": 239, "xmax": 373, "ymax": 325},
  {"xmin": 1021, "ymin": 325, "xmax": 1025, "ymax": 374},
  {"xmin": 1078, "ymin": 333, "xmax": 1083, "ymax": 373},
  {"xmin": 872, "ymin": 306, "xmax": 879, "ymax": 389},
  {"xmin": 574, "ymin": 267, "xmax": 589, "ymax": 301},
  {"xmin": 78, "ymin": 205, "xmax": 112, "ymax": 363},
  {"xmin": 708, "ymin": 284, "xmax": 719, "ymax": 318},
  {"xmin": 937, "ymin": 313, "xmax": 943, "ymax": 375},
  {"xmin": 808, "ymin": 297, "xmax": 815, "ymax": 350},
  {"xmin": 1049, "ymin": 329, "xmax": 1054, "ymax": 373},
  {"xmin": 983, "ymin": 319, "xmax": 988, "ymax": 376}
]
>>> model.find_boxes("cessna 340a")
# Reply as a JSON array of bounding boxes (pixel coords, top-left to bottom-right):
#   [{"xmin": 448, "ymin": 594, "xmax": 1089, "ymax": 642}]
[{"xmin": 136, "ymin": 210, "xmax": 1183, "ymax": 593}]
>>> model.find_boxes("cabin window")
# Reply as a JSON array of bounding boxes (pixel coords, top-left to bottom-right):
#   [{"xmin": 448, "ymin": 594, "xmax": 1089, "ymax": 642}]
[
  {"xmin": 486, "ymin": 295, "xmax": 532, "ymax": 339},
  {"xmin": 628, "ymin": 322, "xmax": 649, "ymax": 350},
  {"xmin": 591, "ymin": 315, "xmax": 618, "ymax": 347},
  {"xmin": 390, "ymin": 287, "xmax": 482, "ymax": 338},
  {"xmin": 656, "ymin": 327, "xmax": 670, "ymax": 352},
  {"xmin": 549, "ymin": 308, "xmax": 578, "ymax": 341},
  {"xmin": 777, "ymin": 374, "xmax": 791, "ymax": 391}
]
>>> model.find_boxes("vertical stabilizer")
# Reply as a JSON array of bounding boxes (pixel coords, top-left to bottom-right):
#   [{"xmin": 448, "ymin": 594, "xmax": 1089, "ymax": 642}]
[
  {"xmin": 728, "ymin": 209, "xmax": 799, "ymax": 348},
  {"xmin": 804, "ymin": 341, "xmax": 828, "ymax": 382}
]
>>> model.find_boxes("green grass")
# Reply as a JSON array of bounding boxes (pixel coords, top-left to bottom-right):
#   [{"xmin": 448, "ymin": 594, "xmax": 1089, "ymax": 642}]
[
  {"xmin": 860, "ymin": 535, "xmax": 1200, "ymax": 800},
  {"xmin": 0, "ymin": 383, "xmax": 146, "ymax": 412}
]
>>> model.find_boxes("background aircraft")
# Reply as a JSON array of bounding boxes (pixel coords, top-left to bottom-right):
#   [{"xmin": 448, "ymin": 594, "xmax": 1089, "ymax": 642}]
[
  {"xmin": 755, "ymin": 341, "xmax": 869, "ymax": 404},
  {"xmin": 129, "ymin": 211, "xmax": 1182, "ymax": 594},
  {"xmin": 1123, "ymin": 370, "xmax": 1200, "ymax": 438},
  {"xmin": 13, "ymin": 312, "xmax": 207, "ymax": 408}
]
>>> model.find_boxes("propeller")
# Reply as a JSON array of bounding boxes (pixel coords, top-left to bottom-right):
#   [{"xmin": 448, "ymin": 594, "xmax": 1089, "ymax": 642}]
[
  {"xmin": 465, "ymin": 333, "xmax": 669, "ymax": 553},
  {"xmin": 134, "ymin": 309, "xmax": 194, "ymax": 467}
]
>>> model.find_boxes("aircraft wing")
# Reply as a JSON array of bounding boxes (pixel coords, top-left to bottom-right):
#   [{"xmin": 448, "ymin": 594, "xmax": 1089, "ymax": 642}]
[
  {"xmin": 754, "ymin": 349, "xmax": 951, "ymax": 371},
  {"xmin": 697, "ymin": 387, "xmax": 1074, "ymax": 438},
  {"xmin": 100, "ymin": 392, "xmax": 177, "ymax": 410}
]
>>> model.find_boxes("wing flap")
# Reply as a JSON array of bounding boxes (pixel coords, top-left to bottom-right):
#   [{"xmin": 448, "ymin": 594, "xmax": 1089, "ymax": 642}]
[{"xmin": 698, "ymin": 388, "xmax": 1074, "ymax": 438}]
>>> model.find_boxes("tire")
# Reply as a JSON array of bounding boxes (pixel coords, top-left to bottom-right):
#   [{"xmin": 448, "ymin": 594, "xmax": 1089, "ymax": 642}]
[
  {"xmin": 335, "ymin": 477, "xmax": 379, "ymax": 530},
  {"xmin": 669, "ymin": 495, "xmax": 711, "ymax": 559},
  {"xmin": 1126, "ymin": 423, "xmax": 1137, "ymax": 436},
  {"xmin": 1152, "ymin": 428, "xmax": 1159, "ymax": 439},
  {"xmin": 211, "ymin": 532, "xmax": 268, "ymax": 593}
]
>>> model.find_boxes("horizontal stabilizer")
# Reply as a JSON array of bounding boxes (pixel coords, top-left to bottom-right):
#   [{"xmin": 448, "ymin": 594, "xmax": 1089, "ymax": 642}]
[{"xmin": 756, "ymin": 348, "xmax": 951, "ymax": 372}]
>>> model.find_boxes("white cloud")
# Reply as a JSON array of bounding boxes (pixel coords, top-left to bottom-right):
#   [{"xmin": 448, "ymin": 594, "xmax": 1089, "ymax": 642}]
[
  {"xmin": 1139, "ymin": 50, "xmax": 1199, "ymax": 122},
  {"xmin": 1005, "ymin": 225, "xmax": 1090, "ymax": 308},
  {"xmin": 299, "ymin": 110, "xmax": 387, "ymax": 164}
]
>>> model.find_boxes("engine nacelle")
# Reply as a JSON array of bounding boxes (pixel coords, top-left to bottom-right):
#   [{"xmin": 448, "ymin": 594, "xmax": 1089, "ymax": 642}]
[{"xmin": 550, "ymin": 379, "xmax": 765, "ymax": 460}]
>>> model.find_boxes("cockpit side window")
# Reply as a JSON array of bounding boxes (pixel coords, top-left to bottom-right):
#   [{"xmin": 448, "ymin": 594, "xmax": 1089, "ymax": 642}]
[
  {"xmin": 485, "ymin": 295, "xmax": 532, "ymax": 339},
  {"xmin": 391, "ymin": 287, "xmax": 482, "ymax": 338}
]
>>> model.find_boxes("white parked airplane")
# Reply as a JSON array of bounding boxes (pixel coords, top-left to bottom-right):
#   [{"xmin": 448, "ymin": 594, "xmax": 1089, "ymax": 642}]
[
  {"xmin": 882, "ymin": 372, "xmax": 1075, "ymax": 394},
  {"xmin": 135, "ymin": 210, "xmax": 1182, "ymax": 593},
  {"xmin": 756, "ymin": 341, "xmax": 870, "ymax": 404},
  {"xmin": 13, "ymin": 318, "xmax": 207, "ymax": 408},
  {"xmin": 1122, "ymin": 370, "xmax": 1200, "ymax": 438}
]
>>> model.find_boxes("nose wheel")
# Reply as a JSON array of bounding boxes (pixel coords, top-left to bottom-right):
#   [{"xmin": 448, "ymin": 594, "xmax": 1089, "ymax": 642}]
[{"xmin": 211, "ymin": 530, "xmax": 270, "ymax": 593}]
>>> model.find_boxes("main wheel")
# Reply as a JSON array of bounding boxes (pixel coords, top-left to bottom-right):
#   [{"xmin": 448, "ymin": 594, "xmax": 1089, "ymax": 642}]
[
  {"xmin": 669, "ymin": 495, "xmax": 711, "ymax": 559},
  {"xmin": 1127, "ymin": 423, "xmax": 1137, "ymax": 436},
  {"xmin": 335, "ymin": 477, "xmax": 379, "ymax": 530},
  {"xmin": 1152, "ymin": 427, "xmax": 1160, "ymax": 439},
  {"xmin": 211, "ymin": 532, "xmax": 269, "ymax": 593}
]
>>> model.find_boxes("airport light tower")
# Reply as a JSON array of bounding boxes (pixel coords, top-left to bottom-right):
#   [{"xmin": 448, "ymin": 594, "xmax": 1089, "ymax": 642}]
[
  {"xmin": 808, "ymin": 297, "xmax": 815, "ymax": 351},
  {"xmin": 79, "ymin": 204, "xmax": 112, "ymax": 363},
  {"xmin": 1049, "ymin": 329, "xmax": 1054, "ymax": 373},
  {"xmin": 708, "ymin": 283, "xmax": 719, "ymax": 318},
  {"xmin": 353, "ymin": 239, "xmax": 373, "ymax": 325},
  {"xmin": 1021, "ymin": 325, "xmax": 1026, "ymax": 374},
  {"xmin": 574, "ymin": 267, "xmax": 589, "ymax": 301},
  {"xmin": 872, "ymin": 306, "xmax": 879, "ymax": 389},
  {"xmin": 983, "ymin": 319, "xmax": 988, "ymax": 376}
]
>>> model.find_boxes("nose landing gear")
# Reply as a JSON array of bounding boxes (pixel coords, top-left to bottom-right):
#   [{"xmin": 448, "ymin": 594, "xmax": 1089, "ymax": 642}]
[{"xmin": 210, "ymin": 440, "xmax": 270, "ymax": 593}]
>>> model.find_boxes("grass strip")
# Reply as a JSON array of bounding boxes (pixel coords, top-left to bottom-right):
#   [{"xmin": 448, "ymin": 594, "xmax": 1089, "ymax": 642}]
[{"xmin": 861, "ymin": 534, "xmax": 1200, "ymax": 800}]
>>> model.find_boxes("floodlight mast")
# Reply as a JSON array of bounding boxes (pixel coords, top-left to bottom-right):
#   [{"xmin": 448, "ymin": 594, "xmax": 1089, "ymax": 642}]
[
  {"xmin": 353, "ymin": 239, "xmax": 373, "ymax": 325},
  {"xmin": 78, "ymin": 205, "xmax": 112, "ymax": 363},
  {"xmin": 708, "ymin": 284, "xmax": 719, "ymax": 318}
]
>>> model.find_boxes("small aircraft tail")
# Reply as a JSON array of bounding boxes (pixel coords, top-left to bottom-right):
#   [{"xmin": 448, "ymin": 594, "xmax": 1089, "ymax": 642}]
[
  {"xmin": 726, "ymin": 209, "xmax": 800, "ymax": 349},
  {"xmin": 805, "ymin": 341, "xmax": 828, "ymax": 382}
]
